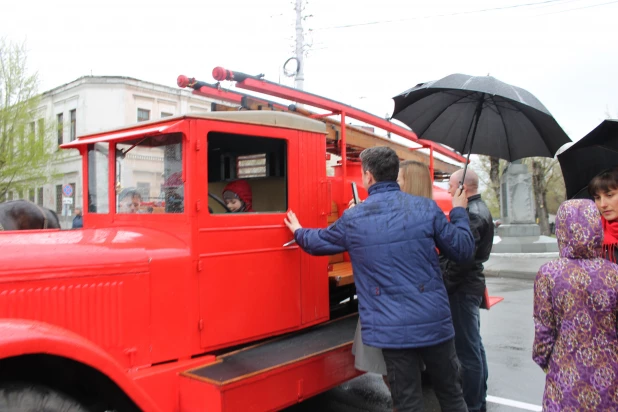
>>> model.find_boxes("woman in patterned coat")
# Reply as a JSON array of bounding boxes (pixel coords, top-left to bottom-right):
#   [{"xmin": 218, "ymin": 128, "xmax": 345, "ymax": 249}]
[{"xmin": 533, "ymin": 199, "xmax": 618, "ymax": 411}]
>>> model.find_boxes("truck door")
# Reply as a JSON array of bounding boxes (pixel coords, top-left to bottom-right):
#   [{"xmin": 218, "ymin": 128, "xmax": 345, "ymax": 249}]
[{"xmin": 197, "ymin": 126, "xmax": 301, "ymax": 350}]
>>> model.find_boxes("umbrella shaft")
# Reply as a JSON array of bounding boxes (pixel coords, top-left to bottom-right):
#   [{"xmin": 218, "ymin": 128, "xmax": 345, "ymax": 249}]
[{"xmin": 460, "ymin": 93, "xmax": 485, "ymax": 188}]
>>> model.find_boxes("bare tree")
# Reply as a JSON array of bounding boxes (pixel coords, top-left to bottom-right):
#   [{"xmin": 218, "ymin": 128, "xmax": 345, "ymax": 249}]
[
  {"xmin": 476, "ymin": 154, "xmax": 565, "ymax": 234},
  {"xmin": 523, "ymin": 157, "xmax": 565, "ymax": 235},
  {"xmin": 474, "ymin": 155, "xmax": 507, "ymax": 216}
]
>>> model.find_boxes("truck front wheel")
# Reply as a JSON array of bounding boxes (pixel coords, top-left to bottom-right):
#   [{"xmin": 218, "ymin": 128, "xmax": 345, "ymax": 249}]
[{"xmin": 0, "ymin": 383, "xmax": 89, "ymax": 412}]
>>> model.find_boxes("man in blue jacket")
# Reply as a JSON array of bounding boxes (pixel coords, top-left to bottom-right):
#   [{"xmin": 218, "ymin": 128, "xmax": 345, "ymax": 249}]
[{"xmin": 284, "ymin": 147, "xmax": 475, "ymax": 412}]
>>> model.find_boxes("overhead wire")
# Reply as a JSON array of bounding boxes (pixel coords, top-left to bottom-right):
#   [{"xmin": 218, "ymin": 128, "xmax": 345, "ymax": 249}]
[
  {"xmin": 536, "ymin": 0, "xmax": 618, "ymax": 14},
  {"xmin": 313, "ymin": 0, "xmax": 610, "ymax": 30}
]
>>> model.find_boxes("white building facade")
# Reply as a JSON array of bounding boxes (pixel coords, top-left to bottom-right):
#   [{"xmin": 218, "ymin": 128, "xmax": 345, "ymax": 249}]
[{"xmin": 6, "ymin": 76, "xmax": 216, "ymax": 224}]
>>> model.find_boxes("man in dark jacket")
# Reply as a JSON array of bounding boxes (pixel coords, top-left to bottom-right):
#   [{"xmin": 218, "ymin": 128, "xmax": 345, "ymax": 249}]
[
  {"xmin": 441, "ymin": 168, "xmax": 494, "ymax": 412},
  {"xmin": 72, "ymin": 207, "xmax": 83, "ymax": 229},
  {"xmin": 284, "ymin": 147, "xmax": 475, "ymax": 412}
]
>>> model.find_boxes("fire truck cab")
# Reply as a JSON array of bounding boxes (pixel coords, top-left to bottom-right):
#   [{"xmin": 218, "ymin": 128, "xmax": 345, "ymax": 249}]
[{"xmin": 0, "ymin": 110, "xmax": 365, "ymax": 412}]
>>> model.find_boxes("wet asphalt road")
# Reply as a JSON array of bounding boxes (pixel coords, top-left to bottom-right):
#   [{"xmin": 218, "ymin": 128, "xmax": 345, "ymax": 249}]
[{"xmin": 284, "ymin": 277, "xmax": 546, "ymax": 412}]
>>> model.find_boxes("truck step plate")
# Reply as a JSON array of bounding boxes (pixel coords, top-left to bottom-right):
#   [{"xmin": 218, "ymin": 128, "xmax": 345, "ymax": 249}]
[{"xmin": 184, "ymin": 313, "xmax": 358, "ymax": 385}]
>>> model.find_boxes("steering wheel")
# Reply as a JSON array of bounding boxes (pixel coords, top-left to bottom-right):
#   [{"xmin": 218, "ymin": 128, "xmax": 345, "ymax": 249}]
[{"xmin": 208, "ymin": 192, "xmax": 232, "ymax": 213}]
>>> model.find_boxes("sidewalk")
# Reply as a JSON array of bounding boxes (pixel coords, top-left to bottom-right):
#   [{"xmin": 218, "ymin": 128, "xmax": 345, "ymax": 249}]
[{"xmin": 484, "ymin": 252, "xmax": 558, "ymax": 280}]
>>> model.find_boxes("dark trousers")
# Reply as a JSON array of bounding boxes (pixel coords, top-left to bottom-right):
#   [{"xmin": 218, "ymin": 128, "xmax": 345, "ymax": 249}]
[
  {"xmin": 449, "ymin": 292, "xmax": 488, "ymax": 412},
  {"xmin": 382, "ymin": 339, "xmax": 467, "ymax": 412}
]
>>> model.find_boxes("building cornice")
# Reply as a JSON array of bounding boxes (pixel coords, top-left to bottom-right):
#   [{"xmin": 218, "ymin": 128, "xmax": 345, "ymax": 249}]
[{"xmin": 41, "ymin": 76, "xmax": 210, "ymax": 102}]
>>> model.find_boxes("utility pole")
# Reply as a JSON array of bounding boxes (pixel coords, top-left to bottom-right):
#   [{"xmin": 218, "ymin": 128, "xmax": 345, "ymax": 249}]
[{"xmin": 294, "ymin": 0, "xmax": 305, "ymax": 91}]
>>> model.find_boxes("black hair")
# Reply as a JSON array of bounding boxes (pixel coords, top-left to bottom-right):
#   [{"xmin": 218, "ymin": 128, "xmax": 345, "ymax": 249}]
[
  {"xmin": 588, "ymin": 167, "xmax": 618, "ymax": 197},
  {"xmin": 359, "ymin": 146, "xmax": 399, "ymax": 182}
]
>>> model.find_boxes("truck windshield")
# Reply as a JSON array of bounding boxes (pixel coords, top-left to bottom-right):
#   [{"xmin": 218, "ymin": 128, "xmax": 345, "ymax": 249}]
[
  {"xmin": 115, "ymin": 133, "xmax": 184, "ymax": 214},
  {"xmin": 88, "ymin": 143, "xmax": 110, "ymax": 213}
]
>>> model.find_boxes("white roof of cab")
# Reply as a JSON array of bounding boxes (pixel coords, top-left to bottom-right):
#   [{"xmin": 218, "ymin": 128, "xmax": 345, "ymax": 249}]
[
  {"xmin": 185, "ymin": 111, "xmax": 327, "ymax": 134},
  {"xmin": 62, "ymin": 110, "xmax": 327, "ymax": 148}
]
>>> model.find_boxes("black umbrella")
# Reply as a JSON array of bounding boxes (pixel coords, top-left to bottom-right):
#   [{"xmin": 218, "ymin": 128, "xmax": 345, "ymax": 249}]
[
  {"xmin": 557, "ymin": 119, "xmax": 618, "ymax": 199},
  {"xmin": 392, "ymin": 74, "xmax": 571, "ymax": 183}
]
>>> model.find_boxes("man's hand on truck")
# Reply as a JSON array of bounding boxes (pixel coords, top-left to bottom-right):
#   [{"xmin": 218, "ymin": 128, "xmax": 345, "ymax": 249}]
[{"xmin": 284, "ymin": 210, "xmax": 303, "ymax": 233}]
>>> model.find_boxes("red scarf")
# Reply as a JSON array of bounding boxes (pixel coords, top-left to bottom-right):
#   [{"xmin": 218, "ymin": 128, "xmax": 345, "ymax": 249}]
[{"xmin": 602, "ymin": 217, "xmax": 618, "ymax": 262}]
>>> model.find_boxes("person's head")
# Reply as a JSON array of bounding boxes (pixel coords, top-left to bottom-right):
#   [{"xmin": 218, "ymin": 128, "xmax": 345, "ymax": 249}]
[
  {"xmin": 223, "ymin": 180, "xmax": 253, "ymax": 212},
  {"xmin": 118, "ymin": 188, "xmax": 142, "ymax": 214},
  {"xmin": 359, "ymin": 147, "xmax": 399, "ymax": 190},
  {"xmin": 588, "ymin": 167, "xmax": 618, "ymax": 222},
  {"xmin": 448, "ymin": 168, "xmax": 479, "ymax": 198},
  {"xmin": 397, "ymin": 160, "xmax": 433, "ymax": 199},
  {"xmin": 74, "ymin": 208, "xmax": 82, "ymax": 216},
  {"xmin": 555, "ymin": 199, "xmax": 603, "ymax": 259}
]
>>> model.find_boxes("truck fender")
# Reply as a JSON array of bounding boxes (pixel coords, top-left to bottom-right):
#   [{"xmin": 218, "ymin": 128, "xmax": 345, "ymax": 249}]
[{"xmin": 0, "ymin": 319, "xmax": 161, "ymax": 412}]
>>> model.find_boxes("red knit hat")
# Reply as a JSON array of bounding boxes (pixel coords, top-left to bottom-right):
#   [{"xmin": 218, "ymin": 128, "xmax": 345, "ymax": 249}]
[{"xmin": 222, "ymin": 180, "xmax": 254, "ymax": 212}]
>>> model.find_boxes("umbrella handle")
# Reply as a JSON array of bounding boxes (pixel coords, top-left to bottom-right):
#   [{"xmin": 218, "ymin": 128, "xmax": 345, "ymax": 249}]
[{"xmin": 458, "ymin": 151, "xmax": 472, "ymax": 195}]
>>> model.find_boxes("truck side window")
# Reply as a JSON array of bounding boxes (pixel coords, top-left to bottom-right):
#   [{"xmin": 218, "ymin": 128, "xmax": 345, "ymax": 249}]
[
  {"xmin": 207, "ymin": 132, "xmax": 287, "ymax": 214},
  {"xmin": 115, "ymin": 133, "xmax": 184, "ymax": 214}
]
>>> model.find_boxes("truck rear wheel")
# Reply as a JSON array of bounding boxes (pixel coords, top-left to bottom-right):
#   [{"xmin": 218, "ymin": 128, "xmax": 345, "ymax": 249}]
[{"xmin": 0, "ymin": 383, "xmax": 89, "ymax": 412}]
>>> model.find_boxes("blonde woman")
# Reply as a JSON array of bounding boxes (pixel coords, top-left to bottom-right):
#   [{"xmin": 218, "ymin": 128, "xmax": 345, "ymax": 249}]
[
  {"xmin": 397, "ymin": 160, "xmax": 433, "ymax": 199},
  {"xmin": 351, "ymin": 160, "xmax": 434, "ymax": 385}
]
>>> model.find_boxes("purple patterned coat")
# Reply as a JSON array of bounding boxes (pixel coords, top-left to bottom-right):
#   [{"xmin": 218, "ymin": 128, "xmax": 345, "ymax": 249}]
[{"xmin": 533, "ymin": 199, "xmax": 618, "ymax": 411}]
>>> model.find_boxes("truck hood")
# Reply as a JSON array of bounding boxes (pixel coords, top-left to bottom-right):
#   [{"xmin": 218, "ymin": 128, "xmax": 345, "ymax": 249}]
[{"xmin": 0, "ymin": 227, "xmax": 189, "ymax": 281}]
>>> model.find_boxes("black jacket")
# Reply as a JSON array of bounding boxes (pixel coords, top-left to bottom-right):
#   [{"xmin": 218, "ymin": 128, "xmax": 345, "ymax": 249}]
[{"xmin": 440, "ymin": 194, "xmax": 494, "ymax": 296}]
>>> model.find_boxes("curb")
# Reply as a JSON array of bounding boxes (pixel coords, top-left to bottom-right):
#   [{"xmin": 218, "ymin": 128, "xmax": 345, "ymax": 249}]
[
  {"xmin": 484, "ymin": 268, "xmax": 537, "ymax": 280},
  {"xmin": 484, "ymin": 253, "xmax": 558, "ymax": 280}
]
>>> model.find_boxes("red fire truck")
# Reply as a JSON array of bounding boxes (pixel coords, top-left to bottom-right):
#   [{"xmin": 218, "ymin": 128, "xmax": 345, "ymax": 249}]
[{"xmin": 0, "ymin": 67, "xmax": 497, "ymax": 412}]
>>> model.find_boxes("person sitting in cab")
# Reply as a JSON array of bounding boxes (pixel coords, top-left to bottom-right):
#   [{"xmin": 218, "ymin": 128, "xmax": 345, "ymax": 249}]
[
  {"xmin": 222, "ymin": 180, "xmax": 254, "ymax": 212},
  {"xmin": 118, "ymin": 188, "xmax": 142, "ymax": 214}
]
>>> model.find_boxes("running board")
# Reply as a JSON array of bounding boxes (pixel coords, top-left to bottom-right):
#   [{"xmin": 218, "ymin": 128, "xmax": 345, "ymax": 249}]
[{"xmin": 179, "ymin": 314, "xmax": 361, "ymax": 412}]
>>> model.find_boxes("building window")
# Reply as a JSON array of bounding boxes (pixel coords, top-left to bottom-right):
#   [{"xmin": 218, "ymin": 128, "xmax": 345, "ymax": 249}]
[
  {"xmin": 57, "ymin": 113, "xmax": 64, "ymax": 146},
  {"xmin": 28, "ymin": 189, "xmax": 35, "ymax": 203},
  {"xmin": 136, "ymin": 182, "xmax": 151, "ymax": 202},
  {"xmin": 37, "ymin": 118, "xmax": 45, "ymax": 145},
  {"xmin": 8, "ymin": 191, "xmax": 14, "ymax": 201},
  {"xmin": 37, "ymin": 187, "xmax": 44, "ymax": 206},
  {"xmin": 56, "ymin": 185, "xmax": 62, "ymax": 213},
  {"xmin": 29, "ymin": 121, "xmax": 37, "ymax": 155},
  {"xmin": 161, "ymin": 112, "xmax": 173, "ymax": 118},
  {"xmin": 137, "ymin": 109, "xmax": 150, "ymax": 122},
  {"xmin": 70, "ymin": 109, "xmax": 76, "ymax": 142}
]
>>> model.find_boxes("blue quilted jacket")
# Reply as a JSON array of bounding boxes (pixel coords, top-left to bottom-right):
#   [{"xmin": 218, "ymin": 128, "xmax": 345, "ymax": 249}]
[{"xmin": 295, "ymin": 181, "xmax": 474, "ymax": 348}]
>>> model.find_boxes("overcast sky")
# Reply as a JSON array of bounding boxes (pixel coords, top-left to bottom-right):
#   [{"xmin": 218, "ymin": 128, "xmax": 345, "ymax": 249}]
[{"xmin": 2, "ymin": 0, "xmax": 617, "ymax": 142}]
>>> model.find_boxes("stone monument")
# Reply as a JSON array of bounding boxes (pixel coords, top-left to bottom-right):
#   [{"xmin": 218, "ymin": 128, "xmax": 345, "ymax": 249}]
[{"xmin": 492, "ymin": 162, "xmax": 558, "ymax": 253}]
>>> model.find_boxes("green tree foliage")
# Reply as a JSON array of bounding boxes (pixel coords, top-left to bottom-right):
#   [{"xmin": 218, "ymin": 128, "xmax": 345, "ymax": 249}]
[{"xmin": 0, "ymin": 38, "xmax": 57, "ymax": 200}]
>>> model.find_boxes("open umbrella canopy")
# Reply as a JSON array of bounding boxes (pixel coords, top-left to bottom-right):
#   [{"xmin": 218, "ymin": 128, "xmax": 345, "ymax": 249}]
[
  {"xmin": 392, "ymin": 74, "xmax": 571, "ymax": 162},
  {"xmin": 557, "ymin": 119, "xmax": 618, "ymax": 199}
]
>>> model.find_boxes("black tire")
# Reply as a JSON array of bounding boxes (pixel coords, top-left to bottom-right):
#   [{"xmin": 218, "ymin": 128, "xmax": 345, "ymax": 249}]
[{"xmin": 0, "ymin": 383, "xmax": 89, "ymax": 412}]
